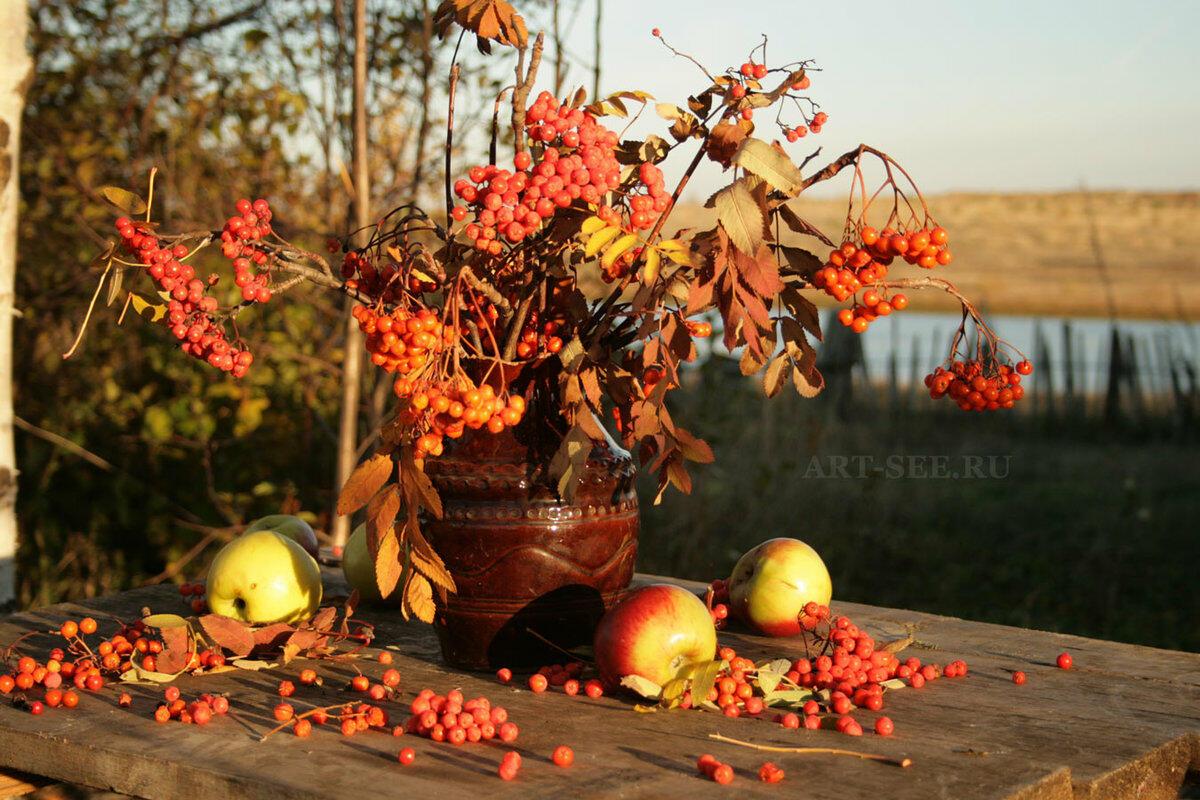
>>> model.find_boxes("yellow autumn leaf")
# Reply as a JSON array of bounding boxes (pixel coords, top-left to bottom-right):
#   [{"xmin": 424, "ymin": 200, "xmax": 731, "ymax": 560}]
[
  {"xmin": 584, "ymin": 225, "xmax": 622, "ymax": 257},
  {"xmin": 600, "ymin": 233, "xmax": 639, "ymax": 270},
  {"xmin": 580, "ymin": 216, "xmax": 607, "ymax": 235},
  {"xmin": 641, "ymin": 247, "xmax": 661, "ymax": 283}
]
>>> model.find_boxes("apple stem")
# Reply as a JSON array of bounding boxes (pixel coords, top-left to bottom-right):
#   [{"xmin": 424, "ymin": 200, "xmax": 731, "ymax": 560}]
[{"xmin": 708, "ymin": 733, "xmax": 913, "ymax": 768}]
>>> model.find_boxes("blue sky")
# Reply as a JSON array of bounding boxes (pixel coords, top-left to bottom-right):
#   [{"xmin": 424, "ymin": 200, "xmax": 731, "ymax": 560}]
[{"xmin": 532, "ymin": 0, "xmax": 1200, "ymax": 198}]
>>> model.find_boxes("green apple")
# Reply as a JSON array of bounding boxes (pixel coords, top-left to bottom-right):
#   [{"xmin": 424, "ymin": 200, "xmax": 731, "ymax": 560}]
[
  {"xmin": 206, "ymin": 530, "xmax": 323, "ymax": 624},
  {"xmin": 342, "ymin": 524, "xmax": 382, "ymax": 602},
  {"xmin": 727, "ymin": 538, "xmax": 832, "ymax": 637},
  {"xmin": 244, "ymin": 514, "xmax": 320, "ymax": 560}
]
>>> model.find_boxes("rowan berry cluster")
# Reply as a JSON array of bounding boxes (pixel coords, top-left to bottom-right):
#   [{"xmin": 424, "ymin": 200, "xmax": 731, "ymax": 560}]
[
  {"xmin": 398, "ymin": 381, "xmax": 526, "ymax": 459},
  {"xmin": 115, "ymin": 217, "xmax": 253, "ymax": 376},
  {"xmin": 728, "ymin": 57, "xmax": 824, "ymax": 134},
  {"xmin": 817, "ymin": 224, "xmax": 949, "ymax": 334},
  {"xmin": 220, "ymin": 198, "xmax": 276, "ymax": 304},
  {"xmin": 353, "ymin": 306, "xmax": 456, "ymax": 377},
  {"xmin": 0, "ymin": 653, "xmax": 81, "ymax": 714},
  {"xmin": 153, "ymin": 686, "xmax": 231, "ymax": 725},
  {"xmin": 689, "ymin": 598, "xmax": 972, "ymax": 739},
  {"xmin": 403, "ymin": 688, "xmax": 516, "ymax": 745},
  {"xmin": 452, "ymin": 91, "xmax": 645, "ymax": 254},
  {"xmin": 340, "ymin": 248, "xmax": 439, "ymax": 303},
  {"xmin": 925, "ymin": 358, "xmax": 1032, "ymax": 412}
]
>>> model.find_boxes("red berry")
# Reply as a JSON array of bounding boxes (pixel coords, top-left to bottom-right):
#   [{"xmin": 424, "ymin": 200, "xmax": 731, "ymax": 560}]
[
  {"xmin": 398, "ymin": 747, "xmax": 416, "ymax": 765},
  {"xmin": 712, "ymin": 763, "xmax": 734, "ymax": 785},
  {"xmin": 552, "ymin": 745, "xmax": 575, "ymax": 767},
  {"xmin": 528, "ymin": 673, "xmax": 548, "ymax": 693},
  {"xmin": 1012, "ymin": 671, "xmax": 1027, "ymax": 685},
  {"xmin": 79, "ymin": 617, "xmax": 98, "ymax": 635},
  {"xmin": 1056, "ymin": 652, "xmax": 1073, "ymax": 670},
  {"xmin": 874, "ymin": 716, "xmax": 894, "ymax": 736},
  {"xmin": 758, "ymin": 762, "xmax": 784, "ymax": 783},
  {"xmin": 278, "ymin": 680, "xmax": 296, "ymax": 697},
  {"xmin": 584, "ymin": 680, "xmax": 603, "ymax": 699},
  {"xmin": 293, "ymin": 718, "xmax": 312, "ymax": 737},
  {"xmin": 496, "ymin": 668, "xmax": 512, "ymax": 684}
]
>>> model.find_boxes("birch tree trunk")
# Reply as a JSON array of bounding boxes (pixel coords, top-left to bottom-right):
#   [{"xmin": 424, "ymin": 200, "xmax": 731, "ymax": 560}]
[
  {"xmin": 331, "ymin": 0, "xmax": 370, "ymax": 549},
  {"xmin": 0, "ymin": 0, "xmax": 31, "ymax": 605}
]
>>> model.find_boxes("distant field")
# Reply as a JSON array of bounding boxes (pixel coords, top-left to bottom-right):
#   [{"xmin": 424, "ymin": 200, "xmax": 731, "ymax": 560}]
[{"xmin": 668, "ymin": 191, "xmax": 1200, "ymax": 320}]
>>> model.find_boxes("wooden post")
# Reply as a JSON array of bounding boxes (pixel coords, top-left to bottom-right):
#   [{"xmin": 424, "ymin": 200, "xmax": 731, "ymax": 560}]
[
  {"xmin": 0, "ymin": 0, "xmax": 30, "ymax": 605},
  {"xmin": 332, "ymin": 0, "xmax": 370, "ymax": 549},
  {"xmin": 1103, "ymin": 326, "xmax": 1123, "ymax": 426}
]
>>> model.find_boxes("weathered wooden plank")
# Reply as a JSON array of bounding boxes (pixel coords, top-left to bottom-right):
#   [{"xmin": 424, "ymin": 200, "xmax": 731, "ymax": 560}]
[{"xmin": 0, "ymin": 576, "xmax": 1197, "ymax": 800}]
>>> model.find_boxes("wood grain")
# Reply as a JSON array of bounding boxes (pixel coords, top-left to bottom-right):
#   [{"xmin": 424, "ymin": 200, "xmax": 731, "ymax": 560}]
[{"xmin": 0, "ymin": 574, "xmax": 1196, "ymax": 800}]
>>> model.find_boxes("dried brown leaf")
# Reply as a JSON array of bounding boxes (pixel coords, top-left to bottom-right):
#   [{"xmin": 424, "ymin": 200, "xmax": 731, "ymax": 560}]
[
  {"xmin": 337, "ymin": 453, "xmax": 393, "ymax": 516},
  {"xmin": 404, "ymin": 573, "xmax": 437, "ymax": 623},
  {"xmin": 198, "ymin": 614, "xmax": 255, "ymax": 657},
  {"xmin": 375, "ymin": 525, "xmax": 403, "ymax": 599}
]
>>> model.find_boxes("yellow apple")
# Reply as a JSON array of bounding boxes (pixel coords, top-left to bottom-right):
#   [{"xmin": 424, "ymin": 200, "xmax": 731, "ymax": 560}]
[
  {"xmin": 593, "ymin": 584, "xmax": 717, "ymax": 689},
  {"xmin": 244, "ymin": 514, "xmax": 320, "ymax": 560},
  {"xmin": 341, "ymin": 524, "xmax": 383, "ymax": 602},
  {"xmin": 727, "ymin": 538, "xmax": 832, "ymax": 636},
  {"xmin": 206, "ymin": 530, "xmax": 323, "ymax": 624}
]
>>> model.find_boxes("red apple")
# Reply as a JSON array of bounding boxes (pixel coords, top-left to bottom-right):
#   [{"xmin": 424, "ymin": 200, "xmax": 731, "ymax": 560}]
[
  {"xmin": 593, "ymin": 583, "xmax": 717, "ymax": 689},
  {"xmin": 727, "ymin": 538, "xmax": 832, "ymax": 636}
]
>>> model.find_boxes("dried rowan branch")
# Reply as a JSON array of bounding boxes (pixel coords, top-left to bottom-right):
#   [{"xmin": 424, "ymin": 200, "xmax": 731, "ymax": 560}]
[
  {"xmin": 511, "ymin": 32, "xmax": 545, "ymax": 154},
  {"xmin": 460, "ymin": 267, "xmax": 512, "ymax": 313},
  {"xmin": 501, "ymin": 291, "xmax": 537, "ymax": 361}
]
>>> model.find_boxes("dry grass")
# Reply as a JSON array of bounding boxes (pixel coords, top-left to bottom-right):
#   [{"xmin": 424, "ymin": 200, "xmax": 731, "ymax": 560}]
[{"xmin": 667, "ymin": 191, "xmax": 1200, "ymax": 320}]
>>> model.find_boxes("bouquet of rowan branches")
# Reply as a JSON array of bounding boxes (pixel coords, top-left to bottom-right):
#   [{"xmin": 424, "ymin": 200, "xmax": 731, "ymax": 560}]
[{"xmin": 80, "ymin": 1, "xmax": 1031, "ymax": 621}]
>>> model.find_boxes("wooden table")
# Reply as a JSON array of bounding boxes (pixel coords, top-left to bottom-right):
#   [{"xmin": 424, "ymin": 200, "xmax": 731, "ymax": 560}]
[{"xmin": 1, "ymin": 574, "xmax": 1198, "ymax": 800}]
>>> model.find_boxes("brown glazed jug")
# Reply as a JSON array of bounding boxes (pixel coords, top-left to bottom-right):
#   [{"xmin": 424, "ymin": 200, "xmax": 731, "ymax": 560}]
[{"xmin": 423, "ymin": 416, "xmax": 638, "ymax": 670}]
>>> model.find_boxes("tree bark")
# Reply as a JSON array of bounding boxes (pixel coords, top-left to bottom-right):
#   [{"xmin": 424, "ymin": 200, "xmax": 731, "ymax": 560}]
[
  {"xmin": 332, "ymin": 0, "xmax": 370, "ymax": 549},
  {"xmin": 0, "ymin": 0, "xmax": 31, "ymax": 605}
]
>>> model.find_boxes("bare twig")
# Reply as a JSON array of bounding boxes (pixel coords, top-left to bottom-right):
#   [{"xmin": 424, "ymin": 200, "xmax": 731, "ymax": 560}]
[
  {"xmin": 708, "ymin": 733, "xmax": 913, "ymax": 768},
  {"xmin": 61, "ymin": 258, "xmax": 114, "ymax": 360}
]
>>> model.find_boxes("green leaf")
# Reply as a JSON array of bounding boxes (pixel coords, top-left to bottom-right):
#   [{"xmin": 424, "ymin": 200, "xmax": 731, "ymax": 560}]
[
  {"xmin": 231, "ymin": 659, "xmax": 279, "ymax": 671},
  {"xmin": 99, "ymin": 186, "xmax": 147, "ymax": 215},
  {"xmin": 881, "ymin": 678, "xmax": 907, "ymax": 690},
  {"xmin": 142, "ymin": 613, "xmax": 190, "ymax": 629},
  {"xmin": 735, "ymin": 138, "xmax": 803, "ymax": 196},
  {"xmin": 620, "ymin": 674, "xmax": 664, "ymax": 700},
  {"xmin": 714, "ymin": 179, "xmax": 764, "ymax": 256}
]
